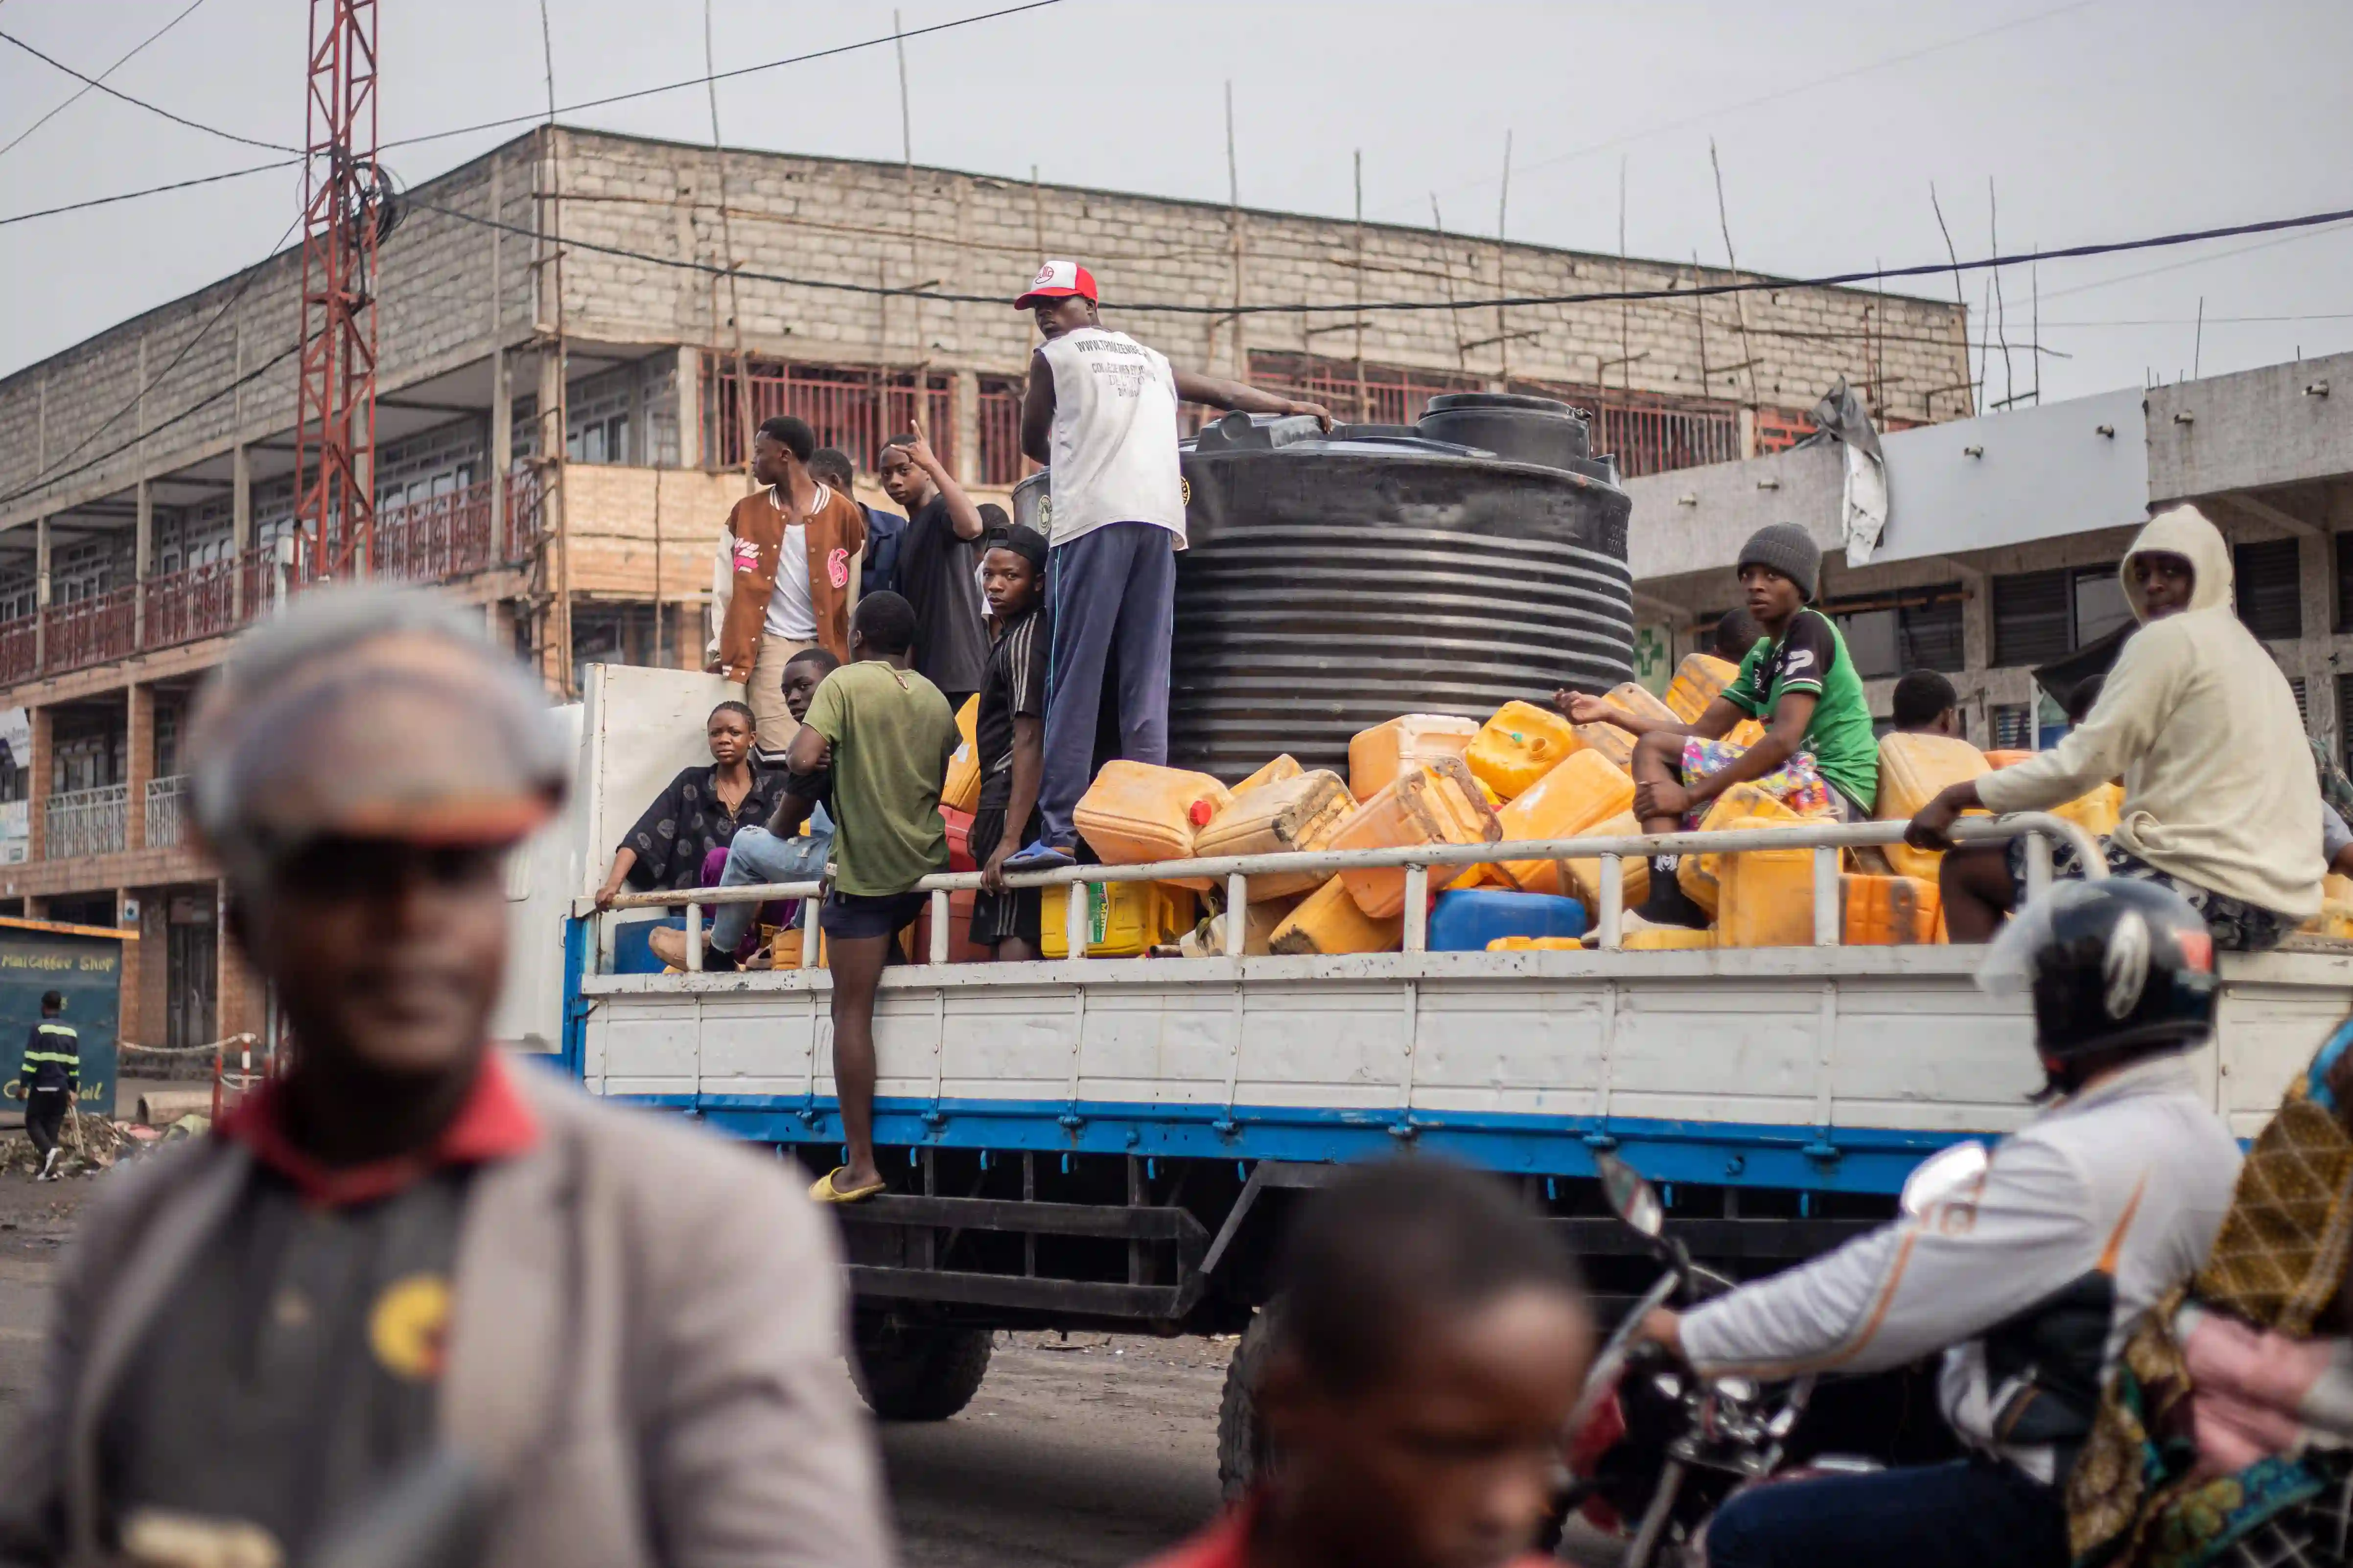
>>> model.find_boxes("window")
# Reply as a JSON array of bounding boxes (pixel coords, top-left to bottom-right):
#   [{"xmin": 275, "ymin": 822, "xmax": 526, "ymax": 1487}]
[
  {"xmin": 2341, "ymin": 674, "xmax": 2353, "ymax": 774},
  {"xmin": 2336, "ymin": 535, "xmax": 2353, "ymax": 632},
  {"xmin": 1991, "ymin": 570, "xmax": 2070, "ymax": 667},
  {"xmin": 2073, "ymin": 569, "xmax": 2134, "ymax": 647},
  {"xmin": 1992, "ymin": 563, "xmax": 2123, "ymax": 668},
  {"xmin": 1825, "ymin": 586, "xmax": 1965, "ymax": 679},
  {"xmin": 2288, "ymin": 676, "xmax": 2310, "ymax": 732},
  {"xmin": 2235, "ymin": 538, "xmax": 2303, "ymax": 641},
  {"xmin": 1990, "ymin": 704, "xmax": 2034, "ymax": 750}
]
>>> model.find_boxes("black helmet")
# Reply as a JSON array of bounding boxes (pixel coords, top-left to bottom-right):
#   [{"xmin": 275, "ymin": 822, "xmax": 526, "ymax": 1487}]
[{"xmin": 1978, "ymin": 878, "xmax": 2216, "ymax": 1089}]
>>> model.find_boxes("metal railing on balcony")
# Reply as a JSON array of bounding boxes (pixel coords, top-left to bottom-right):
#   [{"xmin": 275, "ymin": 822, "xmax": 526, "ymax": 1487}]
[
  {"xmin": 0, "ymin": 616, "xmax": 34, "ymax": 687},
  {"xmin": 42, "ymin": 587, "xmax": 138, "ymax": 674},
  {"xmin": 141, "ymin": 554, "xmax": 248, "ymax": 651},
  {"xmin": 2, "ymin": 478, "xmax": 537, "ymax": 691},
  {"xmin": 373, "ymin": 473, "xmax": 537, "ymax": 583},
  {"xmin": 975, "ymin": 378, "xmax": 1036, "ymax": 487},
  {"xmin": 45, "ymin": 783, "xmax": 126, "ymax": 861},
  {"xmin": 145, "ymin": 774, "xmax": 190, "ymax": 850},
  {"xmin": 702, "ymin": 357, "xmax": 955, "ymax": 474}
]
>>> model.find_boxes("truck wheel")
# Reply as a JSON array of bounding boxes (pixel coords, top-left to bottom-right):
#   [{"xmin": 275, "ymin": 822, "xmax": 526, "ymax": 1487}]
[
  {"xmin": 1216, "ymin": 1311, "xmax": 1281, "ymax": 1500},
  {"xmin": 849, "ymin": 1315, "xmax": 993, "ymax": 1422}
]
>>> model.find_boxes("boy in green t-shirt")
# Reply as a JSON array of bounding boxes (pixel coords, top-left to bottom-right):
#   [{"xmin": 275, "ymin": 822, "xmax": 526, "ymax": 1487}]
[
  {"xmin": 1559, "ymin": 524, "xmax": 1878, "ymax": 928},
  {"xmin": 783, "ymin": 591, "xmax": 959, "ymax": 1202}
]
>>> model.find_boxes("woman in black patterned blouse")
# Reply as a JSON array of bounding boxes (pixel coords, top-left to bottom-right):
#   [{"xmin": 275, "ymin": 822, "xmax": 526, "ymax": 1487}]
[{"xmin": 593, "ymin": 701, "xmax": 792, "ymax": 906}]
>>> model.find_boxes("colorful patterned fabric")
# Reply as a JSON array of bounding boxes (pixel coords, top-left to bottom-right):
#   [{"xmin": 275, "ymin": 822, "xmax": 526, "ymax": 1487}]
[
  {"xmin": 1678, "ymin": 736, "xmax": 1840, "ymax": 829},
  {"xmin": 2069, "ymin": 1026, "xmax": 2353, "ymax": 1568}
]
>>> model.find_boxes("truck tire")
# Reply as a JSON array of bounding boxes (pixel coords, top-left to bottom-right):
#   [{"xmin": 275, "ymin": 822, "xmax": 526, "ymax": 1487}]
[
  {"xmin": 1216, "ymin": 1311, "xmax": 1280, "ymax": 1500},
  {"xmin": 849, "ymin": 1315, "xmax": 992, "ymax": 1422}
]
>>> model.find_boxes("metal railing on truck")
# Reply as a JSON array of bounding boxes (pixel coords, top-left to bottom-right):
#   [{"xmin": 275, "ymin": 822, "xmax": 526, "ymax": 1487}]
[{"xmin": 588, "ymin": 812, "xmax": 2102, "ymax": 972}]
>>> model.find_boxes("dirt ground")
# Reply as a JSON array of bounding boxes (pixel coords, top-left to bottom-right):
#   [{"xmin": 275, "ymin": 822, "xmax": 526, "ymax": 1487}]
[{"xmin": 0, "ymin": 1174, "xmax": 1228, "ymax": 1567}]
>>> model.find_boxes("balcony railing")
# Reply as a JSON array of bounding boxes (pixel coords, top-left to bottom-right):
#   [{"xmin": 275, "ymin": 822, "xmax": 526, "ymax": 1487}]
[
  {"xmin": 0, "ymin": 616, "xmax": 34, "ymax": 688},
  {"xmin": 142, "ymin": 553, "xmax": 251, "ymax": 651},
  {"xmin": 45, "ymin": 783, "xmax": 126, "ymax": 860},
  {"xmin": 144, "ymin": 774, "xmax": 189, "ymax": 850},
  {"xmin": 0, "ymin": 476, "xmax": 538, "ymax": 690},
  {"xmin": 373, "ymin": 472, "xmax": 537, "ymax": 584},
  {"xmin": 44, "ymin": 587, "xmax": 137, "ymax": 672}
]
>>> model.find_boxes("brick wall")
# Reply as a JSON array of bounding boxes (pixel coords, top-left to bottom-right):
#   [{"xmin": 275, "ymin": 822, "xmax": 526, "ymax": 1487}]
[
  {"xmin": 555, "ymin": 130, "xmax": 1970, "ymax": 427},
  {"xmin": 0, "ymin": 140, "xmax": 538, "ymax": 530},
  {"xmin": 3, "ymin": 129, "xmax": 1966, "ymax": 535}
]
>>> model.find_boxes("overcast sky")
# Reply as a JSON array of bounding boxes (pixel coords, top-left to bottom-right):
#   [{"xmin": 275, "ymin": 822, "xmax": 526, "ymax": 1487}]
[{"xmin": 2, "ymin": 0, "xmax": 2349, "ymax": 411}]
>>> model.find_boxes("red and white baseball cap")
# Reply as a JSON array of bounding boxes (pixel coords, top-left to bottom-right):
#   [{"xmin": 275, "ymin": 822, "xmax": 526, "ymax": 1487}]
[{"xmin": 1016, "ymin": 258, "xmax": 1097, "ymax": 310}]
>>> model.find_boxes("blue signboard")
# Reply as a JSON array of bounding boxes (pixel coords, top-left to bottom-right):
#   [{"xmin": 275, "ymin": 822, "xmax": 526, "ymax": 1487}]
[{"xmin": 0, "ymin": 919, "xmax": 132, "ymax": 1118}]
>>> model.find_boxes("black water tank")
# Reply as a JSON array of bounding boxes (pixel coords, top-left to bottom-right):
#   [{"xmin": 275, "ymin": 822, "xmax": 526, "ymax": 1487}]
[
  {"xmin": 1419, "ymin": 391, "xmax": 1597, "ymax": 473},
  {"xmin": 1016, "ymin": 397, "xmax": 1633, "ymax": 781}
]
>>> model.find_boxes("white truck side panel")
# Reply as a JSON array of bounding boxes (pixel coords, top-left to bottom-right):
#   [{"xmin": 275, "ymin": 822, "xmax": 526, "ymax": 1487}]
[{"xmin": 577, "ymin": 950, "xmax": 2353, "ymax": 1138}]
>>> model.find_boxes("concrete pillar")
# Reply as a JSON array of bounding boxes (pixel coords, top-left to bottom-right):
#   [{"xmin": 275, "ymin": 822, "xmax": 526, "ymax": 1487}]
[
  {"xmin": 539, "ymin": 347, "xmax": 565, "ymax": 464},
  {"xmin": 1958, "ymin": 568, "xmax": 1994, "ymax": 746},
  {"xmin": 115, "ymin": 886, "xmax": 140, "ymax": 1048},
  {"xmin": 215, "ymin": 876, "xmax": 251, "ymax": 1044},
  {"xmin": 489, "ymin": 349, "xmax": 511, "ymax": 549},
  {"xmin": 230, "ymin": 442, "xmax": 251, "ymax": 621},
  {"xmin": 32, "ymin": 516, "xmax": 48, "ymax": 672},
  {"xmin": 953, "ymin": 370, "xmax": 981, "ymax": 486},
  {"xmin": 488, "ymin": 155, "xmax": 508, "ymax": 551},
  {"xmin": 2299, "ymin": 532, "xmax": 2335, "ymax": 752},
  {"xmin": 26, "ymin": 706, "xmax": 49, "ymax": 863},
  {"xmin": 134, "ymin": 479, "xmax": 152, "ymax": 643},
  {"xmin": 674, "ymin": 345, "xmax": 702, "ymax": 470},
  {"xmin": 536, "ymin": 347, "xmax": 569, "ymax": 690},
  {"xmin": 124, "ymin": 685, "xmax": 152, "ymax": 852}
]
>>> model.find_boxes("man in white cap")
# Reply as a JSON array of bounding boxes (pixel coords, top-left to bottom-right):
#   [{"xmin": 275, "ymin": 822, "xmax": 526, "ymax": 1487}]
[{"xmin": 1004, "ymin": 260, "xmax": 1331, "ymax": 871}]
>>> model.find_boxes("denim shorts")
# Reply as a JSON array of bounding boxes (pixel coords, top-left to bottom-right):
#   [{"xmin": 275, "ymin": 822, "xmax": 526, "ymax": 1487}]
[{"xmin": 819, "ymin": 889, "xmax": 927, "ymax": 941}]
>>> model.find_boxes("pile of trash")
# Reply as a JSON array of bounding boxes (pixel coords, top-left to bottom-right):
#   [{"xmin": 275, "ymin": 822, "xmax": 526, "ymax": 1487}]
[{"xmin": 0, "ymin": 1108, "xmax": 209, "ymax": 1180}]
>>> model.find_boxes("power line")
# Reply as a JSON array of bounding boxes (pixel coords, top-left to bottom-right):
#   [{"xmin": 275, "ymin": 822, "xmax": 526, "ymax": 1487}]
[
  {"xmin": 0, "ymin": 157, "xmax": 299, "ymax": 230},
  {"xmin": 0, "ymin": 0, "xmax": 214, "ymax": 161},
  {"xmin": 2, "ymin": 210, "xmax": 304, "ymax": 507},
  {"xmin": 376, "ymin": 0, "xmax": 1063, "ymax": 156},
  {"xmin": 0, "ymin": 339, "xmax": 301, "ymax": 509},
  {"xmin": 403, "ymin": 190, "xmax": 2353, "ymax": 319},
  {"xmin": 0, "ymin": 0, "xmax": 1065, "ymax": 231},
  {"xmin": 0, "ymin": 24, "xmax": 297, "ymax": 154}
]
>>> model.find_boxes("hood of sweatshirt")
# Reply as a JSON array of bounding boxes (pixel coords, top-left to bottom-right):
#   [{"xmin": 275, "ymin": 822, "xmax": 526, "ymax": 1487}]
[{"xmin": 2120, "ymin": 503, "xmax": 2234, "ymax": 623}]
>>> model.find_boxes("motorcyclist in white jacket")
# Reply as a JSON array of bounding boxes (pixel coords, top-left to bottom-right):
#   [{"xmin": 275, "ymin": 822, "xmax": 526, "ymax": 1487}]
[{"xmin": 1642, "ymin": 878, "xmax": 2244, "ymax": 1568}]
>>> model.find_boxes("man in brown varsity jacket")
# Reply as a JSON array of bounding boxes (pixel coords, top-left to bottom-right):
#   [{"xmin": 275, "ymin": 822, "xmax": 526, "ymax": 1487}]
[{"xmin": 708, "ymin": 414, "xmax": 868, "ymax": 762}]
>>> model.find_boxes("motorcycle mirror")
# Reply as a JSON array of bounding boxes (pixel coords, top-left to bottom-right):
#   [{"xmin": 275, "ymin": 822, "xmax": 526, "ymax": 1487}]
[
  {"xmin": 1899, "ymin": 1141, "xmax": 1989, "ymax": 1220},
  {"xmin": 1596, "ymin": 1151, "xmax": 1665, "ymax": 1238}
]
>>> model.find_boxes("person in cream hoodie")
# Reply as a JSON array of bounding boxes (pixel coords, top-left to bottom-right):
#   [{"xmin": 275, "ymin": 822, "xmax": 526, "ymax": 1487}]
[{"xmin": 1909, "ymin": 502, "xmax": 2323, "ymax": 949}]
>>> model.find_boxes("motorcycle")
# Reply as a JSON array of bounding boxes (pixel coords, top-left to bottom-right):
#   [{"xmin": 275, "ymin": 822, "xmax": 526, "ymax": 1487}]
[{"xmin": 1557, "ymin": 1141, "xmax": 1990, "ymax": 1567}]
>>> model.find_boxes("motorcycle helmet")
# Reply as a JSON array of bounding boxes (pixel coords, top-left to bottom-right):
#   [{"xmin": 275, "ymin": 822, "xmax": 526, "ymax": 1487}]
[{"xmin": 1978, "ymin": 878, "xmax": 2216, "ymax": 1091}]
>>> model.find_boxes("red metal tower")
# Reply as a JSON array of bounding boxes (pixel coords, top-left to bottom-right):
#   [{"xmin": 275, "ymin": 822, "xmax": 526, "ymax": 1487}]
[{"xmin": 292, "ymin": 0, "xmax": 381, "ymax": 581}]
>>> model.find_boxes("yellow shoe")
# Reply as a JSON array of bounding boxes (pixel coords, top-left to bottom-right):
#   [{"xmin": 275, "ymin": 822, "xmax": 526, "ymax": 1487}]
[{"xmin": 810, "ymin": 1166, "xmax": 886, "ymax": 1204}]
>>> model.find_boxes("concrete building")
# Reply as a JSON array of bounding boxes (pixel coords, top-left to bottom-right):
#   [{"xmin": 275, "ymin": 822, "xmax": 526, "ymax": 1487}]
[
  {"xmin": 0, "ymin": 125, "xmax": 1968, "ymax": 1049},
  {"xmin": 1625, "ymin": 347, "xmax": 2353, "ymax": 770}
]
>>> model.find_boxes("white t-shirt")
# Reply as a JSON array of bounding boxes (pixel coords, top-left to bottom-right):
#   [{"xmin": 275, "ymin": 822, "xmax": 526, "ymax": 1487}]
[
  {"xmin": 761, "ymin": 485, "xmax": 816, "ymax": 641},
  {"xmin": 1037, "ymin": 326, "xmax": 1187, "ymax": 549}
]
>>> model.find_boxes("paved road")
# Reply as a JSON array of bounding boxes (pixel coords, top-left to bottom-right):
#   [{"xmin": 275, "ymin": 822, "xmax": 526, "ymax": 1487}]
[{"xmin": 0, "ymin": 1175, "xmax": 1228, "ymax": 1567}]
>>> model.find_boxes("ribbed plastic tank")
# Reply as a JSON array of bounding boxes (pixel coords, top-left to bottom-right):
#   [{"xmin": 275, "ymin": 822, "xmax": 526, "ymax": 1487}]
[{"xmin": 1011, "ymin": 393, "xmax": 1634, "ymax": 782}]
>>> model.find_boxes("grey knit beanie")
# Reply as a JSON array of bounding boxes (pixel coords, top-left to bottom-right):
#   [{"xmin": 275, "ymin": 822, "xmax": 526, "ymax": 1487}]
[{"xmin": 1737, "ymin": 523, "xmax": 1822, "ymax": 600}]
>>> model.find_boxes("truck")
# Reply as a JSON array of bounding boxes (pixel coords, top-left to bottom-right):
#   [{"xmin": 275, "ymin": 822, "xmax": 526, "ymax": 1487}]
[{"xmin": 513, "ymin": 663, "xmax": 2353, "ymax": 1481}]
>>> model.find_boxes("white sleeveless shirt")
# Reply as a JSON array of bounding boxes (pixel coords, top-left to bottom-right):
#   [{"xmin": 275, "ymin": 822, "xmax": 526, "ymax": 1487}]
[{"xmin": 1036, "ymin": 326, "xmax": 1187, "ymax": 549}]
